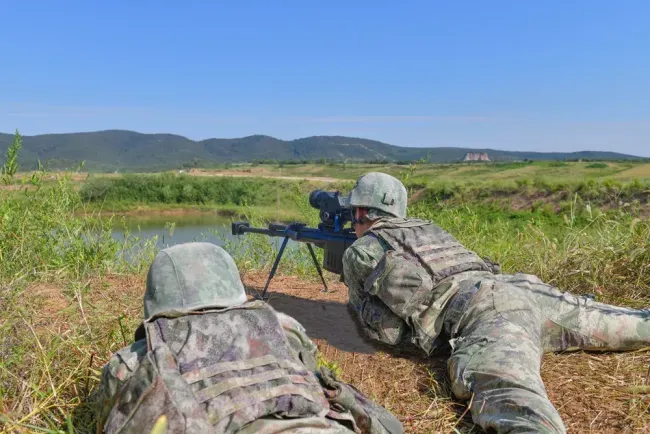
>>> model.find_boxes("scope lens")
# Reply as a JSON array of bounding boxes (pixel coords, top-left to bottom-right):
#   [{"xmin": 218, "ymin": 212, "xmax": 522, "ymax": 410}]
[{"xmin": 309, "ymin": 190, "xmax": 324, "ymax": 208}]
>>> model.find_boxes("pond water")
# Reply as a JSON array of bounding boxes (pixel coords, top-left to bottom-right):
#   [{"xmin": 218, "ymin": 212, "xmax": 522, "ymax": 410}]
[
  {"xmin": 109, "ymin": 212, "xmax": 295, "ymax": 252},
  {"xmin": 108, "ymin": 213, "xmax": 376, "ymax": 354},
  {"xmin": 111, "ymin": 213, "xmax": 231, "ymax": 248}
]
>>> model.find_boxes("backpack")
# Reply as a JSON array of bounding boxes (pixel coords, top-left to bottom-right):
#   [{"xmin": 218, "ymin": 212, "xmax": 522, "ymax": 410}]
[{"xmin": 102, "ymin": 301, "xmax": 331, "ymax": 433}]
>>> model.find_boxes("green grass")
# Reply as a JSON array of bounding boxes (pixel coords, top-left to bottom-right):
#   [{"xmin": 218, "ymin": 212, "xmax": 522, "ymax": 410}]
[
  {"xmin": 187, "ymin": 160, "xmax": 650, "ymax": 184},
  {"xmin": 77, "ymin": 172, "xmax": 352, "ymax": 221},
  {"xmin": 409, "ymin": 202, "xmax": 649, "ymax": 304},
  {"xmin": 225, "ymin": 196, "xmax": 649, "ymax": 305},
  {"xmin": 0, "ymin": 169, "xmax": 159, "ymax": 433},
  {"xmin": 413, "ymin": 177, "xmax": 650, "ymax": 218},
  {"xmin": 81, "ymin": 201, "xmax": 304, "ymax": 222},
  {"xmin": 57, "ymin": 164, "xmax": 650, "ymax": 226},
  {"xmin": 1, "ymin": 163, "xmax": 649, "ymax": 433},
  {"xmin": 0, "ymin": 172, "xmax": 156, "ymax": 285}
]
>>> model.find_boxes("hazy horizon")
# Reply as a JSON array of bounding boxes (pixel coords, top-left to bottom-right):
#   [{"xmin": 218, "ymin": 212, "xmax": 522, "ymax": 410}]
[{"xmin": 1, "ymin": 124, "xmax": 647, "ymax": 158}]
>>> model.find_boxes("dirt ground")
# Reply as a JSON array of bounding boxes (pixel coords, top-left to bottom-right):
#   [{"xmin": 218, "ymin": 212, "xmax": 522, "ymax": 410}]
[
  {"xmin": 242, "ymin": 273, "xmax": 650, "ymax": 434},
  {"xmin": 5, "ymin": 273, "xmax": 649, "ymax": 433}
]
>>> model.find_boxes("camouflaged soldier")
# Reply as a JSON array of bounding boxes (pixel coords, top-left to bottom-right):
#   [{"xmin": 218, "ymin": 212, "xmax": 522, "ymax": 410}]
[
  {"xmin": 96, "ymin": 242, "xmax": 403, "ymax": 434},
  {"xmin": 342, "ymin": 172, "xmax": 650, "ymax": 434}
]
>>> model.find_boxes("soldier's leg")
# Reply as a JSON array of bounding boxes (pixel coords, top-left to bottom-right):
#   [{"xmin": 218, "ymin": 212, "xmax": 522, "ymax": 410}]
[
  {"xmin": 446, "ymin": 279, "xmax": 567, "ymax": 434},
  {"xmin": 497, "ymin": 273, "xmax": 650, "ymax": 352}
]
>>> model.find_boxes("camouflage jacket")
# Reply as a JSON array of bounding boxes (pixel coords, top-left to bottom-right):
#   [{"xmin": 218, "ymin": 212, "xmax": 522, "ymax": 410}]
[
  {"xmin": 342, "ymin": 217, "xmax": 497, "ymax": 354},
  {"xmin": 96, "ymin": 301, "xmax": 403, "ymax": 434}
]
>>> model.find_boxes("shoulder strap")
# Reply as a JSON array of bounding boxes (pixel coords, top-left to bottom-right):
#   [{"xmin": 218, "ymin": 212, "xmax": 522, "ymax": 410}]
[{"xmin": 102, "ymin": 327, "xmax": 213, "ymax": 434}]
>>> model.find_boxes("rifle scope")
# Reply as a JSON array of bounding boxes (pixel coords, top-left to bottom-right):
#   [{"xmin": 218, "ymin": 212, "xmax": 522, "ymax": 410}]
[{"xmin": 309, "ymin": 190, "xmax": 352, "ymax": 231}]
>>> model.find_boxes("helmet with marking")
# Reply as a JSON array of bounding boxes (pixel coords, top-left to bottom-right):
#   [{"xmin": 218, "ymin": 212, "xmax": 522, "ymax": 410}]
[
  {"xmin": 143, "ymin": 242, "xmax": 247, "ymax": 321},
  {"xmin": 347, "ymin": 172, "xmax": 407, "ymax": 219}
]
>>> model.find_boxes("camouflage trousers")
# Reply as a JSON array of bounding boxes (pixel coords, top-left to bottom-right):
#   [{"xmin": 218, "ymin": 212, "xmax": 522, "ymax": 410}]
[{"xmin": 442, "ymin": 272, "xmax": 650, "ymax": 434}]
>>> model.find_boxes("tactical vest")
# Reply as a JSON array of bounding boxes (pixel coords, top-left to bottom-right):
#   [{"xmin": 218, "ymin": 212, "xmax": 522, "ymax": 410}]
[
  {"xmin": 365, "ymin": 217, "xmax": 490, "ymax": 354},
  {"xmin": 103, "ymin": 301, "xmax": 331, "ymax": 433}
]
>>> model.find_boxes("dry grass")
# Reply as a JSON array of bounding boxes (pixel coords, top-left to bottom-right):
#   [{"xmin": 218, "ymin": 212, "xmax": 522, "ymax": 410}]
[
  {"xmin": 614, "ymin": 164, "xmax": 650, "ymax": 181},
  {"xmin": 187, "ymin": 168, "xmax": 340, "ymax": 184},
  {"xmin": 542, "ymin": 351, "xmax": 650, "ymax": 433},
  {"xmin": 0, "ymin": 274, "xmax": 144, "ymax": 434},
  {"xmin": 1, "ymin": 169, "xmax": 649, "ymax": 432},
  {"xmin": 3, "ymin": 145, "xmax": 649, "ymax": 434},
  {"xmin": 1, "ymin": 272, "xmax": 649, "ymax": 433}
]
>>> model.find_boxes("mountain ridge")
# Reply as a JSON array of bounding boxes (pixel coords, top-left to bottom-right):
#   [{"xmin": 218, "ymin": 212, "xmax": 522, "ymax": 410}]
[{"xmin": 0, "ymin": 129, "xmax": 644, "ymax": 171}]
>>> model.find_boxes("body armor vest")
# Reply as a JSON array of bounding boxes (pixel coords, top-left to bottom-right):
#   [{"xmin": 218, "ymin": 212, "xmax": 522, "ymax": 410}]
[
  {"xmin": 365, "ymin": 217, "xmax": 490, "ymax": 353},
  {"xmin": 369, "ymin": 217, "xmax": 490, "ymax": 283},
  {"xmin": 103, "ymin": 301, "xmax": 330, "ymax": 433}
]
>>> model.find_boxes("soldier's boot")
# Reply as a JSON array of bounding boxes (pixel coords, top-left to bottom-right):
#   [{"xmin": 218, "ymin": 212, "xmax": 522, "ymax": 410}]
[
  {"xmin": 495, "ymin": 273, "xmax": 650, "ymax": 352},
  {"xmin": 445, "ymin": 279, "xmax": 567, "ymax": 434}
]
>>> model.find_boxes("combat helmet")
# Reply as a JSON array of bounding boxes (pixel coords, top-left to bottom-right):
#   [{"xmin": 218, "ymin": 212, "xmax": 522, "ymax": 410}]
[
  {"xmin": 142, "ymin": 242, "xmax": 247, "ymax": 322},
  {"xmin": 347, "ymin": 172, "xmax": 407, "ymax": 219}
]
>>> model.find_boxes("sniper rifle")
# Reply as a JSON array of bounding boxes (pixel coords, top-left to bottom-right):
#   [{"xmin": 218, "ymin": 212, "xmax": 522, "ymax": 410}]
[{"xmin": 231, "ymin": 190, "xmax": 357, "ymax": 299}]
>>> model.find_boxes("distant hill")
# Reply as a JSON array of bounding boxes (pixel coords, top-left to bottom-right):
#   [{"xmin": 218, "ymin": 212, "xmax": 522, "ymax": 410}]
[{"xmin": 0, "ymin": 130, "xmax": 644, "ymax": 171}]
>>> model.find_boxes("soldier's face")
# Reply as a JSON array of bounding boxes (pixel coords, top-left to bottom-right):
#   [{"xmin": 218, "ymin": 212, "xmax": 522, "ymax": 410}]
[{"xmin": 352, "ymin": 208, "xmax": 373, "ymax": 237}]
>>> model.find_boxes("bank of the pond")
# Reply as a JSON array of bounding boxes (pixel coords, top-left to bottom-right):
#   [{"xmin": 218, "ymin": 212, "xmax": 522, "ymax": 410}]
[
  {"xmin": 80, "ymin": 202, "xmax": 306, "ymax": 222},
  {"xmin": 76, "ymin": 172, "xmax": 650, "ymax": 220},
  {"xmin": 104, "ymin": 210, "xmax": 305, "ymax": 274},
  {"xmin": 79, "ymin": 171, "xmax": 349, "ymax": 211}
]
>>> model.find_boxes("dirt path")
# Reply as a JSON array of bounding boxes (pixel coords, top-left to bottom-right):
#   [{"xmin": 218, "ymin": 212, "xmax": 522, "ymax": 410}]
[
  {"xmin": 244, "ymin": 274, "xmax": 379, "ymax": 354},
  {"xmin": 188, "ymin": 169, "xmax": 341, "ymax": 183}
]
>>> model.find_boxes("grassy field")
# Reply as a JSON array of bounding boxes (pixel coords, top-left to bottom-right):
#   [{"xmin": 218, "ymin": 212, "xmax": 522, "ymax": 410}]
[
  {"xmin": 1, "ymin": 160, "xmax": 650, "ymax": 433},
  {"xmin": 13, "ymin": 159, "xmax": 650, "ymax": 186},
  {"xmin": 185, "ymin": 160, "xmax": 650, "ymax": 183},
  {"xmin": 8, "ymin": 160, "xmax": 648, "ymax": 223}
]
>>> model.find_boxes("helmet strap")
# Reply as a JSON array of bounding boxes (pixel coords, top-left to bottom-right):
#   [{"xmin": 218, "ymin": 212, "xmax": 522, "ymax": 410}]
[{"xmin": 351, "ymin": 207, "xmax": 373, "ymax": 226}]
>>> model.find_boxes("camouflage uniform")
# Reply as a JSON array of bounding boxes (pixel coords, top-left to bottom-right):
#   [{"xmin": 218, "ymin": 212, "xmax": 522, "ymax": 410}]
[
  {"xmin": 342, "ymin": 173, "xmax": 650, "ymax": 434},
  {"xmin": 97, "ymin": 242, "xmax": 403, "ymax": 434}
]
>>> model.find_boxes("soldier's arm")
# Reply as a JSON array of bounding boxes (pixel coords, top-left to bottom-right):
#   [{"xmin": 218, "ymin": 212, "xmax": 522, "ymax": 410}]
[
  {"xmin": 342, "ymin": 242, "xmax": 382, "ymax": 312},
  {"xmin": 275, "ymin": 311, "xmax": 320, "ymax": 372},
  {"xmin": 342, "ymin": 242, "xmax": 408, "ymax": 346},
  {"xmin": 95, "ymin": 340, "xmax": 147, "ymax": 431}
]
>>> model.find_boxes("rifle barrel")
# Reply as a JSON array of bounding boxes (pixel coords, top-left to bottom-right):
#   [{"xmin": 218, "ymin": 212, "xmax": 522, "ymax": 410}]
[
  {"xmin": 232, "ymin": 221, "xmax": 355, "ymax": 244},
  {"xmin": 231, "ymin": 220, "xmax": 357, "ymax": 275}
]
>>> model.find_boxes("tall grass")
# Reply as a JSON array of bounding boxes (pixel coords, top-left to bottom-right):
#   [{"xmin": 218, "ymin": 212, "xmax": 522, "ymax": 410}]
[
  {"xmin": 218, "ymin": 185, "xmax": 649, "ymax": 304},
  {"xmin": 215, "ymin": 184, "xmax": 327, "ymax": 278},
  {"xmin": 409, "ymin": 201, "xmax": 650, "ymax": 304},
  {"xmin": 78, "ymin": 171, "xmax": 650, "ymax": 223},
  {"xmin": 0, "ymin": 170, "xmax": 158, "ymax": 286},
  {"xmin": 0, "ymin": 168, "xmax": 162, "ymax": 433},
  {"xmin": 78, "ymin": 172, "xmax": 356, "ymax": 221},
  {"xmin": 0, "ymin": 165, "xmax": 648, "ymax": 433},
  {"xmin": 80, "ymin": 172, "xmax": 350, "ymax": 207},
  {"xmin": 416, "ymin": 178, "xmax": 650, "ymax": 205}
]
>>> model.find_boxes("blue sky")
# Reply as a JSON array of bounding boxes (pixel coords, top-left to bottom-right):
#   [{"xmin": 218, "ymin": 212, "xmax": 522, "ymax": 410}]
[{"xmin": 1, "ymin": 1, "xmax": 648, "ymax": 156}]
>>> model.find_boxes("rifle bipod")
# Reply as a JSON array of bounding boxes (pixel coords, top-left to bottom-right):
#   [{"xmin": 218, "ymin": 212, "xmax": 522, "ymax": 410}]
[{"xmin": 255, "ymin": 237, "xmax": 329, "ymax": 300}]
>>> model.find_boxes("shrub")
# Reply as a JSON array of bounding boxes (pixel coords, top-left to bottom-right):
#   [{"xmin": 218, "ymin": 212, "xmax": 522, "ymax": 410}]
[{"xmin": 586, "ymin": 162, "xmax": 609, "ymax": 169}]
